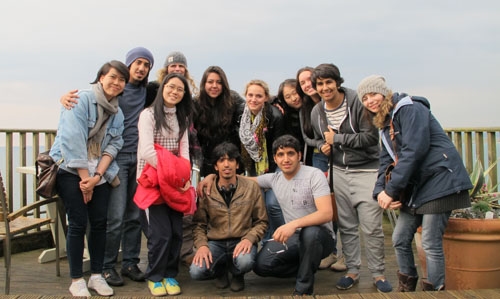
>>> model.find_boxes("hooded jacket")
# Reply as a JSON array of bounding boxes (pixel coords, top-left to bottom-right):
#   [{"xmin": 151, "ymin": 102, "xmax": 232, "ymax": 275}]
[
  {"xmin": 310, "ymin": 87, "xmax": 379, "ymax": 169},
  {"xmin": 374, "ymin": 93, "xmax": 473, "ymax": 209},
  {"xmin": 192, "ymin": 176, "xmax": 268, "ymax": 248}
]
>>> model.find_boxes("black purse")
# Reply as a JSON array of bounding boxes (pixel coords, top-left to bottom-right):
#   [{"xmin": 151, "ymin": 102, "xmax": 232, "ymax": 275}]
[{"xmin": 35, "ymin": 151, "xmax": 63, "ymax": 198}]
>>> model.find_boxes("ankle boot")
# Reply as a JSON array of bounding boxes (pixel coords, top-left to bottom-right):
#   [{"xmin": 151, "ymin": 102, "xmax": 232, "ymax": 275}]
[
  {"xmin": 397, "ymin": 271, "xmax": 418, "ymax": 292},
  {"xmin": 421, "ymin": 280, "xmax": 445, "ymax": 291}
]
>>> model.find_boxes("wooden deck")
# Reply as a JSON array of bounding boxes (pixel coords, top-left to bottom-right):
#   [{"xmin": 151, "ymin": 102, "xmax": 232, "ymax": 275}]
[{"xmin": 1, "ymin": 221, "xmax": 499, "ymax": 298}]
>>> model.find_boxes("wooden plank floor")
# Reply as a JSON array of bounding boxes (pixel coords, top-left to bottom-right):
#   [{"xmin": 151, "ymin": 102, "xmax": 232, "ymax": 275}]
[{"xmin": 0, "ymin": 221, "xmax": 498, "ymax": 298}]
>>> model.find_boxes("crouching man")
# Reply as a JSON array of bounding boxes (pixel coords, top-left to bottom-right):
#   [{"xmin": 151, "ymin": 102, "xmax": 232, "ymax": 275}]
[
  {"xmin": 189, "ymin": 142, "xmax": 268, "ymax": 292},
  {"xmin": 253, "ymin": 135, "xmax": 335, "ymax": 296}
]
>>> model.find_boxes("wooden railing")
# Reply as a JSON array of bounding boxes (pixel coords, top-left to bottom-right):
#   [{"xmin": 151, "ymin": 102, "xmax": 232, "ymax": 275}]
[
  {"xmin": 445, "ymin": 127, "xmax": 500, "ymax": 189},
  {"xmin": 0, "ymin": 129, "xmax": 56, "ymax": 216},
  {"xmin": 1, "ymin": 127, "xmax": 499, "ymax": 214}
]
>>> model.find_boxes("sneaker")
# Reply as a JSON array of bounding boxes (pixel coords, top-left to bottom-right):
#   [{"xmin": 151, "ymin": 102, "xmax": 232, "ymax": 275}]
[
  {"xmin": 121, "ymin": 264, "xmax": 145, "ymax": 282},
  {"xmin": 230, "ymin": 274, "xmax": 245, "ymax": 292},
  {"xmin": 336, "ymin": 274, "xmax": 359, "ymax": 290},
  {"xmin": 330, "ymin": 255, "xmax": 347, "ymax": 272},
  {"xmin": 148, "ymin": 280, "xmax": 167, "ymax": 297},
  {"xmin": 374, "ymin": 277, "xmax": 393, "ymax": 293},
  {"xmin": 215, "ymin": 271, "xmax": 229, "ymax": 289},
  {"xmin": 319, "ymin": 252, "xmax": 337, "ymax": 269},
  {"xmin": 103, "ymin": 268, "xmax": 124, "ymax": 286},
  {"xmin": 163, "ymin": 277, "xmax": 181, "ymax": 295},
  {"xmin": 69, "ymin": 278, "xmax": 91, "ymax": 297},
  {"xmin": 88, "ymin": 275, "xmax": 114, "ymax": 296}
]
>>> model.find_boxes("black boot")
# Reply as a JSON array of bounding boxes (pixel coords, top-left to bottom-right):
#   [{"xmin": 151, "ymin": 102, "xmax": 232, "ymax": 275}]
[
  {"xmin": 397, "ymin": 271, "xmax": 418, "ymax": 292},
  {"xmin": 422, "ymin": 279, "xmax": 445, "ymax": 291}
]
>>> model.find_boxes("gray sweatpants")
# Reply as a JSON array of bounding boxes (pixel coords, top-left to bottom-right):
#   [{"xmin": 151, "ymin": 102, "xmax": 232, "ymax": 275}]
[{"xmin": 332, "ymin": 167, "xmax": 386, "ymax": 278}]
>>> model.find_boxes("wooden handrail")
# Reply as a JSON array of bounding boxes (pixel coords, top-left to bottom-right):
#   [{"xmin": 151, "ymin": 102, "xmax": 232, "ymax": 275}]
[{"xmin": 1, "ymin": 128, "xmax": 498, "ymax": 216}]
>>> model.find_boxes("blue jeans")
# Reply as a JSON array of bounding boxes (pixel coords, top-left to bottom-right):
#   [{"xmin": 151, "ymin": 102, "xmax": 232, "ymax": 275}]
[
  {"xmin": 103, "ymin": 152, "xmax": 142, "ymax": 270},
  {"xmin": 312, "ymin": 152, "xmax": 329, "ymax": 173},
  {"xmin": 263, "ymin": 189, "xmax": 285, "ymax": 241},
  {"xmin": 392, "ymin": 210, "xmax": 451, "ymax": 289},
  {"xmin": 254, "ymin": 226, "xmax": 335, "ymax": 295},
  {"xmin": 189, "ymin": 239, "xmax": 257, "ymax": 279},
  {"xmin": 56, "ymin": 169, "xmax": 109, "ymax": 278}
]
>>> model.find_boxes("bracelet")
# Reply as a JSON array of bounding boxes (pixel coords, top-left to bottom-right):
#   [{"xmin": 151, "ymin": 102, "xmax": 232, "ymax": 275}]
[{"xmin": 94, "ymin": 171, "xmax": 103, "ymax": 179}]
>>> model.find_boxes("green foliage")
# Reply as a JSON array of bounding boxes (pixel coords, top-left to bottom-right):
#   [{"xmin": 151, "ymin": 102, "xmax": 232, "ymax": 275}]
[{"xmin": 452, "ymin": 158, "xmax": 500, "ymax": 219}]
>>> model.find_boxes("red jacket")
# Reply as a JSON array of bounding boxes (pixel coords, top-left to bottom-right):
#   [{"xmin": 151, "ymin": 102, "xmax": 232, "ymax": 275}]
[{"xmin": 134, "ymin": 143, "xmax": 196, "ymax": 214}]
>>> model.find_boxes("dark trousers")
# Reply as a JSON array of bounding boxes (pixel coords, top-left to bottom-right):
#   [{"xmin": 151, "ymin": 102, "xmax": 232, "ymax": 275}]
[
  {"xmin": 144, "ymin": 203, "xmax": 183, "ymax": 282},
  {"xmin": 56, "ymin": 169, "xmax": 110, "ymax": 278},
  {"xmin": 254, "ymin": 226, "xmax": 334, "ymax": 295}
]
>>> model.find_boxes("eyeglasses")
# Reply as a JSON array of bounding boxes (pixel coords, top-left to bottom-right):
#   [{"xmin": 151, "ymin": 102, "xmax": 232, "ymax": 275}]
[
  {"xmin": 165, "ymin": 84, "xmax": 185, "ymax": 93},
  {"xmin": 266, "ymin": 239, "xmax": 288, "ymax": 254}
]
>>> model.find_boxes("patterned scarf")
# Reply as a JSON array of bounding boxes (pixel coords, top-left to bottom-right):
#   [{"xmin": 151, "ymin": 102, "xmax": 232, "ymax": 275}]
[
  {"xmin": 87, "ymin": 83, "xmax": 119, "ymax": 159},
  {"xmin": 239, "ymin": 105, "xmax": 268, "ymax": 174}
]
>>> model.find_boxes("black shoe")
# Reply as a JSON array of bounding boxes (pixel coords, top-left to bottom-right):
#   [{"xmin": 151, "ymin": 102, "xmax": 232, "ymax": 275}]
[
  {"xmin": 230, "ymin": 274, "xmax": 245, "ymax": 292},
  {"xmin": 103, "ymin": 268, "xmax": 124, "ymax": 286},
  {"xmin": 121, "ymin": 265, "xmax": 145, "ymax": 282},
  {"xmin": 214, "ymin": 271, "xmax": 229, "ymax": 289},
  {"xmin": 292, "ymin": 290, "xmax": 303, "ymax": 297}
]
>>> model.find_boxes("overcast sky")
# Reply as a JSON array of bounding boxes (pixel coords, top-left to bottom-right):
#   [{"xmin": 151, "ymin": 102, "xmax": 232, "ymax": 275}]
[{"xmin": 1, "ymin": 0, "xmax": 499, "ymax": 130}]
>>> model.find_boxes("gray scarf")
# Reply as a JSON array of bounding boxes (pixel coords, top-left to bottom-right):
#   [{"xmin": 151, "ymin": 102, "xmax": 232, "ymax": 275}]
[{"xmin": 87, "ymin": 83, "xmax": 119, "ymax": 158}]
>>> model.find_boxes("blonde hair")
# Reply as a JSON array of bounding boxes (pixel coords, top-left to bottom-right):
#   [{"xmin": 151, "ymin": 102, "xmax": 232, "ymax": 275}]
[
  {"xmin": 372, "ymin": 91, "xmax": 394, "ymax": 129},
  {"xmin": 244, "ymin": 79, "xmax": 270, "ymax": 100},
  {"xmin": 157, "ymin": 67, "xmax": 199, "ymax": 96}
]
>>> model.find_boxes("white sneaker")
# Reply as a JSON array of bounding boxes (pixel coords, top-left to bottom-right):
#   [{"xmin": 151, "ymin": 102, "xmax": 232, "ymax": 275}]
[
  {"xmin": 69, "ymin": 278, "xmax": 91, "ymax": 297},
  {"xmin": 88, "ymin": 275, "xmax": 114, "ymax": 296}
]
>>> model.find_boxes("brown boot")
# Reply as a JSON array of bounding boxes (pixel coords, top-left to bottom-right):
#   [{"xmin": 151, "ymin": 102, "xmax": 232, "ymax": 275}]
[
  {"xmin": 422, "ymin": 280, "xmax": 445, "ymax": 291},
  {"xmin": 397, "ymin": 271, "xmax": 418, "ymax": 292}
]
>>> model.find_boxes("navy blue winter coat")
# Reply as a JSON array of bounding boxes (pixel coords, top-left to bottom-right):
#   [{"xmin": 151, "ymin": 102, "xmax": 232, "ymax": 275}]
[{"xmin": 374, "ymin": 93, "xmax": 472, "ymax": 209}]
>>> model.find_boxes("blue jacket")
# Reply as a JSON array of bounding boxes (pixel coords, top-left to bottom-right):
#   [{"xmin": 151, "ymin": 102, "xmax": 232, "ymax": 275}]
[
  {"xmin": 50, "ymin": 88, "xmax": 124, "ymax": 183},
  {"xmin": 374, "ymin": 93, "xmax": 472, "ymax": 208}
]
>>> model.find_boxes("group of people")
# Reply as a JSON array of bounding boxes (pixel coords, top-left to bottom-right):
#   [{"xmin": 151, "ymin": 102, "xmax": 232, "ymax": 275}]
[{"xmin": 48, "ymin": 46, "xmax": 472, "ymax": 297}]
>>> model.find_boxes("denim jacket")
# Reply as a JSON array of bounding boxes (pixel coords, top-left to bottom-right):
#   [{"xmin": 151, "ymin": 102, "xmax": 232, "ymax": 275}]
[{"xmin": 50, "ymin": 88, "xmax": 124, "ymax": 183}]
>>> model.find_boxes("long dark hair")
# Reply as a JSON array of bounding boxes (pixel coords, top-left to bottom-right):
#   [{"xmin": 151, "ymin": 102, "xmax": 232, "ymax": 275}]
[
  {"xmin": 194, "ymin": 66, "xmax": 235, "ymax": 138},
  {"xmin": 296, "ymin": 67, "xmax": 316, "ymax": 139},
  {"xmin": 152, "ymin": 73, "xmax": 192, "ymax": 140}
]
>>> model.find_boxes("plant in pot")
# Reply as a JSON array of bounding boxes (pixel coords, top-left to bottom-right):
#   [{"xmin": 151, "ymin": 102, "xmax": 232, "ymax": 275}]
[
  {"xmin": 442, "ymin": 159, "xmax": 500, "ymax": 290},
  {"xmin": 415, "ymin": 159, "xmax": 500, "ymax": 290}
]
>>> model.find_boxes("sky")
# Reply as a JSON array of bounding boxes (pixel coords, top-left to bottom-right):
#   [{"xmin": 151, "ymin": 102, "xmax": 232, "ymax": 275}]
[{"xmin": 1, "ymin": 0, "xmax": 499, "ymax": 130}]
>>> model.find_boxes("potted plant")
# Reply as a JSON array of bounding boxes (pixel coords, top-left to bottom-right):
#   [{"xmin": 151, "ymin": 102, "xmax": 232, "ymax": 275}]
[
  {"xmin": 414, "ymin": 159, "xmax": 500, "ymax": 290},
  {"xmin": 443, "ymin": 159, "xmax": 500, "ymax": 290}
]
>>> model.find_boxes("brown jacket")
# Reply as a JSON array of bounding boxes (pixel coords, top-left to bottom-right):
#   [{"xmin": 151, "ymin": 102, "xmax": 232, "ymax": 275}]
[{"xmin": 192, "ymin": 176, "xmax": 268, "ymax": 248}]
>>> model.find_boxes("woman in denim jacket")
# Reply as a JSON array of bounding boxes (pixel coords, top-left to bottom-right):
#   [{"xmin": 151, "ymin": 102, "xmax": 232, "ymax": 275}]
[{"xmin": 50, "ymin": 61, "xmax": 128, "ymax": 297}]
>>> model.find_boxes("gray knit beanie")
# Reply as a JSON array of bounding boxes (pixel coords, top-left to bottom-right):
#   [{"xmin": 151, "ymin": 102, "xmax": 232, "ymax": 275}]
[
  {"xmin": 125, "ymin": 47, "xmax": 154, "ymax": 68},
  {"xmin": 357, "ymin": 75, "xmax": 390, "ymax": 101},
  {"xmin": 164, "ymin": 51, "xmax": 187, "ymax": 68}
]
